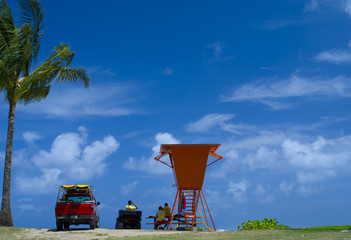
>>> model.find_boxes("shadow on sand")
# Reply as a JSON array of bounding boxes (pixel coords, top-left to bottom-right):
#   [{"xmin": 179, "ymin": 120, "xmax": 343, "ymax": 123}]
[{"xmin": 47, "ymin": 227, "xmax": 93, "ymax": 232}]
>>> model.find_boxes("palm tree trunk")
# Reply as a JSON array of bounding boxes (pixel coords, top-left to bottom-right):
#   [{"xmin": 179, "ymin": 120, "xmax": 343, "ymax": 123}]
[{"xmin": 0, "ymin": 102, "xmax": 16, "ymax": 226}]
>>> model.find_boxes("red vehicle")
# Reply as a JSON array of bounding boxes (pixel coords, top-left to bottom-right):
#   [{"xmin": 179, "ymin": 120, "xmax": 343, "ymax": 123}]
[{"xmin": 55, "ymin": 185, "xmax": 100, "ymax": 231}]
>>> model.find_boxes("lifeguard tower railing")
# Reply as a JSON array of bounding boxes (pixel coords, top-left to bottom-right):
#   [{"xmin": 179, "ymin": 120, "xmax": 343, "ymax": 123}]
[{"xmin": 154, "ymin": 144, "xmax": 222, "ymax": 231}]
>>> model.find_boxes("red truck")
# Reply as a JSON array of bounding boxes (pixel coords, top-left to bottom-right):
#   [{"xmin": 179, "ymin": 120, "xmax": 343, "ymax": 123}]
[{"xmin": 55, "ymin": 185, "xmax": 100, "ymax": 231}]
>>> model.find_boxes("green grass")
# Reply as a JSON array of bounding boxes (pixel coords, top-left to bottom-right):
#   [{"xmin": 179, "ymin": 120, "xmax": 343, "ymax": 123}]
[
  {"xmin": 1, "ymin": 225, "xmax": 351, "ymax": 240},
  {"xmin": 95, "ymin": 232, "xmax": 108, "ymax": 236},
  {"xmin": 0, "ymin": 226, "xmax": 24, "ymax": 240},
  {"xmin": 296, "ymin": 225, "xmax": 351, "ymax": 231},
  {"xmin": 107, "ymin": 228, "xmax": 351, "ymax": 240}
]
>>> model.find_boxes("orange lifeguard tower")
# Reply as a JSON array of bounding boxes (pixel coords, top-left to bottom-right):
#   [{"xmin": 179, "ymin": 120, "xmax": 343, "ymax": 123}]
[{"xmin": 154, "ymin": 144, "xmax": 223, "ymax": 231}]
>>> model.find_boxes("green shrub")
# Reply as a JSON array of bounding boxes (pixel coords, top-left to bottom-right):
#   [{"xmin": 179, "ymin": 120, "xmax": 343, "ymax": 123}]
[{"xmin": 237, "ymin": 218, "xmax": 290, "ymax": 231}]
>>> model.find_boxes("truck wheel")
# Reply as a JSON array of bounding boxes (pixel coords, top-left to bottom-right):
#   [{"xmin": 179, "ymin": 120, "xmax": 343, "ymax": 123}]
[
  {"xmin": 96, "ymin": 220, "xmax": 100, "ymax": 228},
  {"xmin": 64, "ymin": 222, "xmax": 69, "ymax": 229},
  {"xmin": 56, "ymin": 220, "xmax": 63, "ymax": 231},
  {"xmin": 90, "ymin": 222, "xmax": 96, "ymax": 229}
]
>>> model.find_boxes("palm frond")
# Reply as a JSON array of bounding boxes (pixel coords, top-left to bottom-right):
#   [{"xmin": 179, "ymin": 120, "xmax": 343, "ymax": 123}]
[
  {"xmin": 55, "ymin": 66, "xmax": 90, "ymax": 88},
  {"xmin": 0, "ymin": 59, "xmax": 10, "ymax": 91},
  {"xmin": 0, "ymin": 0, "xmax": 16, "ymax": 56},
  {"xmin": 44, "ymin": 43, "xmax": 75, "ymax": 66},
  {"xmin": 17, "ymin": 0, "xmax": 43, "ymax": 64},
  {"xmin": 17, "ymin": 43, "xmax": 90, "ymax": 103},
  {"xmin": 0, "ymin": 59, "xmax": 15, "ymax": 94},
  {"xmin": 25, "ymin": 64, "xmax": 90, "ymax": 90},
  {"xmin": 18, "ymin": 83, "xmax": 50, "ymax": 104},
  {"xmin": 29, "ymin": 43, "xmax": 91, "ymax": 86},
  {"xmin": 4, "ymin": 24, "xmax": 32, "ymax": 76}
]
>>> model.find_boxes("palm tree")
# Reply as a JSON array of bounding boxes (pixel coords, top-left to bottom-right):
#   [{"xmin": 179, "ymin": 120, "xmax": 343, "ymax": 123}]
[{"xmin": 0, "ymin": 0, "xmax": 90, "ymax": 226}]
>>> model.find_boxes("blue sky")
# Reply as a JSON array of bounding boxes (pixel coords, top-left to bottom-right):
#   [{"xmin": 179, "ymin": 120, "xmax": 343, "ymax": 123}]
[{"xmin": 1, "ymin": 0, "xmax": 351, "ymax": 230}]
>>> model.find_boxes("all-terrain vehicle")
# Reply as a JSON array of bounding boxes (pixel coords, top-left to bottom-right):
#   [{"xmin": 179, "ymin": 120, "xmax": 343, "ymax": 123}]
[
  {"xmin": 115, "ymin": 210, "xmax": 142, "ymax": 229},
  {"xmin": 55, "ymin": 185, "xmax": 100, "ymax": 231}
]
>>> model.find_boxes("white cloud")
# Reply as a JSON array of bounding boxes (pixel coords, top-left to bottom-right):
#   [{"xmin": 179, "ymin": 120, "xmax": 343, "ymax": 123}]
[
  {"xmin": 16, "ymin": 168, "xmax": 61, "ymax": 194},
  {"xmin": 123, "ymin": 132, "xmax": 180, "ymax": 174},
  {"xmin": 222, "ymin": 131, "xmax": 286, "ymax": 151},
  {"xmin": 22, "ymin": 131, "xmax": 41, "ymax": 144},
  {"xmin": 344, "ymin": 0, "xmax": 351, "ymax": 16},
  {"xmin": 204, "ymin": 42, "xmax": 235, "ymax": 62},
  {"xmin": 260, "ymin": 99, "xmax": 293, "ymax": 110},
  {"xmin": 15, "ymin": 127, "xmax": 119, "ymax": 194},
  {"xmin": 162, "ymin": 66, "xmax": 174, "ymax": 76},
  {"xmin": 213, "ymin": 129, "xmax": 351, "ymax": 192},
  {"xmin": 18, "ymin": 204, "xmax": 35, "ymax": 211},
  {"xmin": 282, "ymin": 136, "xmax": 351, "ymax": 169},
  {"xmin": 260, "ymin": 19, "xmax": 298, "ymax": 30},
  {"xmin": 12, "ymin": 149, "xmax": 32, "ymax": 169},
  {"xmin": 206, "ymin": 42, "xmax": 227, "ymax": 57},
  {"xmin": 316, "ymin": 50, "xmax": 351, "ymax": 64},
  {"xmin": 282, "ymin": 135, "xmax": 351, "ymax": 186},
  {"xmin": 220, "ymin": 122, "xmax": 256, "ymax": 135},
  {"xmin": 32, "ymin": 132, "xmax": 85, "ymax": 168},
  {"xmin": 298, "ymin": 185, "xmax": 321, "ymax": 197},
  {"xmin": 315, "ymin": 40, "xmax": 351, "ymax": 64},
  {"xmin": 260, "ymin": 195, "xmax": 275, "ymax": 204},
  {"xmin": 304, "ymin": 0, "xmax": 319, "ymax": 12},
  {"xmin": 220, "ymin": 73, "xmax": 351, "ymax": 109},
  {"xmin": 259, "ymin": 66, "xmax": 279, "ymax": 71},
  {"xmin": 208, "ymin": 149, "xmax": 239, "ymax": 178},
  {"xmin": 17, "ymin": 198, "xmax": 32, "ymax": 203},
  {"xmin": 86, "ymin": 66, "xmax": 117, "ymax": 77},
  {"xmin": 226, "ymin": 179, "xmax": 251, "ymax": 203},
  {"xmin": 186, "ymin": 114, "xmax": 235, "ymax": 132},
  {"xmin": 120, "ymin": 181, "xmax": 139, "ymax": 195},
  {"xmin": 141, "ymin": 186, "xmax": 174, "ymax": 199},
  {"xmin": 279, "ymin": 181, "xmax": 295, "ymax": 194},
  {"xmin": 16, "ymin": 83, "xmax": 142, "ymax": 118},
  {"xmin": 253, "ymin": 184, "xmax": 266, "ymax": 195},
  {"xmin": 297, "ymin": 170, "xmax": 336, "ymax": 184},
  {"xmin": 186, "ymin": 113, "xmax": 256, "ymax": 135},
  {"xmin": 17, "ymin": 199, "xmax": 48, "ymax": 213},
  {"xmin": 251, "ymin": 184, "xmax": 275, "ymax": 204},
  {"xmin": 252, "ymin": 184, "xmax": 275, "ymax": 204},
  {"xmin": 209, "ymin": 131, "xmax": 285, "ymax": 178},
  {"xmin": 244, "ymin": 146, "xmax": 279, "ymax": 170},
  {"xmin": 152, "ymin": 133, "xmax": 180, "ymax": 154}
]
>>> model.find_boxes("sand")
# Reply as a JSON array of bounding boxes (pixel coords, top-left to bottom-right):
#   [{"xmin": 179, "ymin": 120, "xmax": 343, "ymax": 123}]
[{"xmin": 18, "ymin": 228, "xmax": 196, "ymax": 239}]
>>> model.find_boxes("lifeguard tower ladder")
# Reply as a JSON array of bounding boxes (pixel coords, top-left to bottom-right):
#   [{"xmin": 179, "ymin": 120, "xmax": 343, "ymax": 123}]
[{"xmin": 154, "ymin": 144, "xmax": 223, "ymax": 231}]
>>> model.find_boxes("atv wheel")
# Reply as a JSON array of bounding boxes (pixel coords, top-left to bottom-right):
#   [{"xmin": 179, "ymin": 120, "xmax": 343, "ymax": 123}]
[
  {"xmin": 115, "ymin": 221, "xmax": 123, "ymax": 229},
  {"xmin": 135, "ymin": 222, "xmax": 141, "ymax": 229}
]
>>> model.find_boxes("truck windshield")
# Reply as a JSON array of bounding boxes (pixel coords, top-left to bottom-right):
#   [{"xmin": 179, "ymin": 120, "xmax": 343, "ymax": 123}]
[{"xmin": 66, "ymin": 196, "xmax": 92, "ymax": 202}]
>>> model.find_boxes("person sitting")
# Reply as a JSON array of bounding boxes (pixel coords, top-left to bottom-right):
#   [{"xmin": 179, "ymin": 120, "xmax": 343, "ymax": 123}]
[
  {"xmin": 125, "ymin": 200, "xmax": 138, "ymax": 211},
  {"xmin": 163, "ymin": 203, "xmax": 171, "ymax": 218},
  {"xmin": 155, "ymin": 206, "xmax": 168, "ymax": 230}
]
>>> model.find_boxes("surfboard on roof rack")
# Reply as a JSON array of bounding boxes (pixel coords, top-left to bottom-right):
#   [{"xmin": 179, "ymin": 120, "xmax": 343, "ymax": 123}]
[{"xmin": 59, "ymin": 185, "xmax": 94, "ymax": 191}]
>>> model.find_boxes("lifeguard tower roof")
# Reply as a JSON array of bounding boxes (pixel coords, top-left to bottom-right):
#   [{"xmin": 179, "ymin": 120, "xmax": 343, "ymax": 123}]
[{"xmin": 155, "ymin": 144, "xmax": 222, "ymax": 190}]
